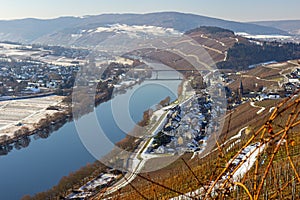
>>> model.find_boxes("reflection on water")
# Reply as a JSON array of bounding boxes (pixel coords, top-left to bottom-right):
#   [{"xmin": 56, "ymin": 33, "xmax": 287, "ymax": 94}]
[
  {"xmin": 0, "ymin": 121, "xmax": 96, "ymax": 200},
  {"xmin": 0, "ymin": 118, "xmax": 70, "ymax": 156}
]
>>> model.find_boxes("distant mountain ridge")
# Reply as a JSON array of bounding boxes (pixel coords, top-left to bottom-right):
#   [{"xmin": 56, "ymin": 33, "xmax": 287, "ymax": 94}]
[
  {"xmin": 251, "ymin": 20, "xmax": 300, "ymax": 35},
  {"xmin": 0, "ymin": 12, "xmax": 289, "ymax": 46}
]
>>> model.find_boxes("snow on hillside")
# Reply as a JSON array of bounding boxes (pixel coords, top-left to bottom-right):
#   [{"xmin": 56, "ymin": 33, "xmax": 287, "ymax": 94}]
[
  {"xmin": 236, "ymin": 32, "xmax": 291, "ymax": 40},
  {"xmin": 170, "ymin": 142, "xmax": 266, "ymax": 200},
  {"xmin": 225, "ymin": 142, "xmax": 266, "ymax": 182},
  {"xmin": 83, "ymin": 24, "xmax": 182, "ymax": 37}
]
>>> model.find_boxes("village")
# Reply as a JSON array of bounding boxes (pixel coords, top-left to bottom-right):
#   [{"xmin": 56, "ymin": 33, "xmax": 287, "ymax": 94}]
[
  {"xmin": 147, "ymin": 93, "xmax": 213, "ymax": 154},
  {"xmin": 0, "ymin": 41, "xmax": 86, "ymax": 98},
  {"xmin": 0, "ymin": 41, "xmax": 151, "ymax": 100},
  {"xmin": 220, "ymin": 60, "xmax": 300, "ymax": 109}
]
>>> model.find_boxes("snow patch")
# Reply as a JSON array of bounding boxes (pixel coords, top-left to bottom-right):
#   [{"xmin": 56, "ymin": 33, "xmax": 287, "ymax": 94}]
[
  {"xmin": 236, "ymin": 32, "xmax": 291, "ymax": 40},
  {"xmin": 250, "ymin": 102, "xmax": 265, "ymax": 114},
  {"xmin": 170, "ymin": 142, "xmax": 266, "ymax": 199},
  {"xmin": 228, "ymin": 142, "xmax": 265, "ymax": 182},
  {"xmin": 71, "ymin": 34, "xmax": 83, "ymax": 38},
  {"xmin": 92, "ymin": 24, "xmax": 182, "ymax": 37}
]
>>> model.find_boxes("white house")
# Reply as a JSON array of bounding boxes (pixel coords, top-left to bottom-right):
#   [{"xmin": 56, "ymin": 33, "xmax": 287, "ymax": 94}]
[
  {"xmin": 288, "ymin": 78, "xmax": 300, "ymax": 83},
  {"xmin": 46, "ymin": 81, "xmax": 58, "ymax": 88},
  {"xmin": 267, "ymin": 93, "xmax": 280, "ymax": 99},
  {"xmin": 29, "ymin": 86, "xmax": 40, "ymax": 93}
]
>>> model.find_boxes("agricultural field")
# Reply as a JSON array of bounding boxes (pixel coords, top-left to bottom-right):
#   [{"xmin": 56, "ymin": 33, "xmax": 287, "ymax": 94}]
[{"xmin": 0, "ymin": 96, "xmax": 65, "ymax": 139}]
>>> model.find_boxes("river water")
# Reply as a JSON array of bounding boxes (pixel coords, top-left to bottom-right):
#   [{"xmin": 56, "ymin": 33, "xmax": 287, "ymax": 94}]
[{"xmin": 0, "ymin": 73, "xmax": 180, "ymax": 199}]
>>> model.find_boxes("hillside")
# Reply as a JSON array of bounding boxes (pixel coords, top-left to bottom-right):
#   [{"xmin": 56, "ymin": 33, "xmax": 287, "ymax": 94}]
[
  {"xmin": 0, "ymin": 12, "xmax": 288, "ymax": 45},
  {"xmin": 251, "ymin": 20, "xmax": 300, "ymax": 35},
  {"xmin": 125, "ymin": 26, "xmax": 300, "ymax": 72},
  {"xmin": 217, "ymin": 40, "xmax": 300, "ymax": 71}
]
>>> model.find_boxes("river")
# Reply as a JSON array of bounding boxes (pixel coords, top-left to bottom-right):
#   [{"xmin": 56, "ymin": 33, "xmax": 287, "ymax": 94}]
[{"xmin": 0, "ymin": 70, "xmax": 181, "ymax": 199}]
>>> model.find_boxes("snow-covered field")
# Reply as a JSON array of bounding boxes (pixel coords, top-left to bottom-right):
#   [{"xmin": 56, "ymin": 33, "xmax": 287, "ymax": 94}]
[
  {"xmin": 0, "ymin": 42, "xmax": 86, "ymax": 66},
  {"xmin": 0, "ymin": 96, "xmax": 64, "ymax": 138}
]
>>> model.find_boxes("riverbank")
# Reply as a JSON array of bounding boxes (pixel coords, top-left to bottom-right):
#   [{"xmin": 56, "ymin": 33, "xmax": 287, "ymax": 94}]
[
  {"xmin": 0, "ymin": 78, "xmax": 117, "ymax": 147},
  {"xmin": 0, "ymin": 92, "xmax": 56, "ymax": 102}
]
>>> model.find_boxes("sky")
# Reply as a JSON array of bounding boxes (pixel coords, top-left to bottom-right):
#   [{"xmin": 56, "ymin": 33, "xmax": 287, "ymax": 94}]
[{"xmin": 0, "ymin": 0, "xmax": 299, "ymax": 22}]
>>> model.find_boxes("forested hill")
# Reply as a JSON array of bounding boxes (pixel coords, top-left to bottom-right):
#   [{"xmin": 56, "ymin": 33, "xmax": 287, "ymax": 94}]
[
  {"xmin": 185, "ymin": 26, "xmax": 235, "ymax": 37},
  {"xmin": 217, "ymin": 41, "xmax": 300, "ymax": 70}
]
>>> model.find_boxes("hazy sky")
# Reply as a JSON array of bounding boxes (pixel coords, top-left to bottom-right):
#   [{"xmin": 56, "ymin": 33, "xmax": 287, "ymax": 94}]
[{"xmin": 0, "ymin": 0, "xmax": 299, "ymax": 22}]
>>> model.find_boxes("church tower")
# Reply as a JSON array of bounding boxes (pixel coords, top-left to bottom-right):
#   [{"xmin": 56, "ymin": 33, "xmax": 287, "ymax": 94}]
[
  {"xmin": 237, "ymin": 80, "xmax": 243, "ymax": 101},
  {"xmin": 239, "ymin": 80, "xmax": 244, "ymax": 96}
]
